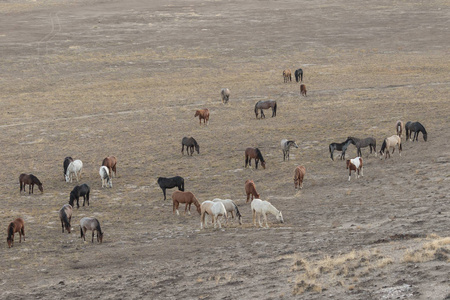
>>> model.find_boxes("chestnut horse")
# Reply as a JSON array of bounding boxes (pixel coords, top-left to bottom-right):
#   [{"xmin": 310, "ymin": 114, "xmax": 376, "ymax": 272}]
[
  {"xmin": 300, "ymin": 84, "xmax": 307, "ymax": 96},
  {"xmin": 7, "ymin": 218, "xmax": 25, "ymax": 248},
  {"xmin": 19, "ymin": 173, "xmax": 43, "ymax": 194},
  {"xmin": 294, "ymin": 166, "xmax": 306, "ymax": 189},
  {"xmin": 172, "ymin": 190, "xmax": 201, "ymax": 216},
  {"xmin": 102, "ymin": 156, "xmax": 117, "ymax": 178},
  {"xmin": 59, "ymin": 204, "xmax": 73, "ymax": 233},
  {"xmin": 379, "ymin": 135, "xmax": 402, "ymax": 159},
  {"xmin": 346, "ymin": 157, "xmax": 363, "ymax": 181},
  {"xmin": 195, "ymin": 109, "xmax": 209, "ymax": 125},
  {"xmin": 283, "ymin": 69, "xmax": 292, "ymax": 83},
  {"xmin": 396, "ymin": 120, "xmax": 404, "ymax": 140},
  {"xmin": 245, "ymin": 179, "xmax": 260, "ymax": 203},
  {"xmin": 245, "ymin": 147, "xmax": 266, "ymax": 169}
]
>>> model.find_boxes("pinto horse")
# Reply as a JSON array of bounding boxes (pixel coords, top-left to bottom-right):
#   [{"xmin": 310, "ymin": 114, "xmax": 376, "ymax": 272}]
[
  {"xmin": 329, "ymin": 138, "xmax": 352, "ymax": 161},
  {"xmin": 200, "ymin": 201, "xmax": 227, "ymax": 229},
  {"xmin": 254, "ymin": 100, "xmax": 277, "ymax": 119},
  {"xmin": 212, "ymin": 198, "xmax": 242, "ymax": 225},
  {"xmin": 251, "ymin": 199, "xmax": 284, "ymax": 228},
  {"xmin": 294, "ymin": 68, "xmax": 303, "ymax": 82},
  {"xmin": 346, "ymin": 157, "xmax": 363, "ymax": 181},
  {"xmin": 300, "ymin": 84, "xmax": 307, "ymax": 96},
  {"xmin": 294, "ymin": 165, "xmax": 306, "ymax": 189},
  {"xmin": 245, "ymin": 147, "xmax": 266, "ymax": 169},
  {"xmin": 396, "ymin": 120, "xmax": 404, "ymax": 140},
  {"xmin": 195, "ymin": 109, "xmax": 209, "ymax": 125},
  {"xmin": 63, "ymin": 157, "xmax": 73, "ymax": 181},
  {"xmin": 69, "ymin": 184, "xmax": 90, "ymax": 208},
  {"xmin": 59, "ymin": 204, "xmax": 73, "ymax": 233},
  {"xmin": 7, "ymin": 218, "xmax": 25, "ymax": 248},
  {"xmin": 245, "ymin": 179, "xmax": 260, "ymax": 203},
  {"xmin": 172, "ymin": 190, "xmax": 201, "ymax": 216},
  {"xmin": 80, "ymin": 217, "xmax": 103, "ymax": 243},
  {"xmin": 99, "ymin": 166, "xmax": 112, "ymax": 188},
  {"xmin": 181, "ymin": 137, "xmax": 200, "ymax": 156},
  {"xmin": 281, "ymin": 139, "xmax": 299, "ymax": 161},
  {"xmin": 157, "ymin": 176, "xmax": 184, "ymax": 200},
  {"xmin": 102, "ymin": 156, "xmax": 117, "ymax": 178},
  {"xmin": 347, "ymin": 137, "xmax": 376, "ymax": 158},
  {"xmin": 19, "ymin": 173, "xmax": 43, "ymax": 194},
  {"xmin": 283, "ymin": 69, "xmax": 292, "ymax": 82},
  {"xmin": 221, "ymin": 88, "xmax": 230, "ymax": 104},
  {"xmin": 405, "ymin": 121, "xmax": 427, "ymax": 142},
  {"xmin": 379, "ymin": 135, "xmax": 402, "ymax": 159}
]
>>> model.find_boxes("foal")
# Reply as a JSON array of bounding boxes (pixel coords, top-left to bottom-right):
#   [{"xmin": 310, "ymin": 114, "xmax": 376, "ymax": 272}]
[
  {"xmin": 346, "ymin": 157, "xmax": 363, "ymax": 181},
  {"xmin": 300, "ymin": 84, "xmax": 307, "ymax": 96},
  {"xmin": 7, "ymin": 218, "xmax": 25, "ymax": 248},
  {"xmin": 245, "ymin": 179, "xmax": 260, "ymax": 203}
]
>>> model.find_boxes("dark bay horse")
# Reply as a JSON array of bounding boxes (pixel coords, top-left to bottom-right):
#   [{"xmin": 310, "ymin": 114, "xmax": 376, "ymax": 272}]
[
  {"xmin": 172, "ymin": 190, "xmax": 201, "ymax": 215},
  {"xmin": 19, "ymin": 174, "xmax": 43, "ymax": 194},
  {"xmin": 157, "ymin": 176, "xmax": 185, "ymax": 200},
  {"xmin": 254, "ymin": 100, "xmax": 277, "ymax": 119},
  {"xmin": 245, "ymin": 147, "xmax": 266, "ymax": 169},
  {"xmin": 69, "ymin": 184, "xmax": 90, "ymax": 208},
  {"xmin": 405, "ymin": 121, "xmax": 427, "ymax": 142},
  {"xmin": 102, "ymin": 156, "xmax": 117, "ymax": 178},
  {"xmin": 347, "ymin": 136, "xmax": 377, "ymax": 157},
  {"xmin": 181, "ymin": 137, "xmax": 199, "ymax": 155},
  {"xmin": 59, "ymin": 204, "xmax": 73, "ymax": 233},
  {"xmin": 294, "ymin": 68, "xmax": 303, "ymax": 82},
  {"xmin": 63, "ymin": 157, "xmax": 73, "ymax": 181},
  {"xmin": 329, "ymin": 138, "xmax": 352, "ymax": 161},
  {"xmin": 7, "ymin": 218, "xmax": 25, "ymax": 248}
]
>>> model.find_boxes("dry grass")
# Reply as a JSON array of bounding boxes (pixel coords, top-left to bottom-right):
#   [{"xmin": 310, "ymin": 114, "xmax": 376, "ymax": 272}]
[{"xmin": 403, "ymin": 235, "xmax": 450, "ymax": 263}]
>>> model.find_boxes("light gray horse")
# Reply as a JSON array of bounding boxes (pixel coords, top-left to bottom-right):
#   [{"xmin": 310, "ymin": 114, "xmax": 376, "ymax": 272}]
[
  {"xmin": 221, "ymin": 88, "xmax": 230, "ymax": 104},
  {"xmin": 80, "ymin": 217, "xmax": 103, "ymax": 243},
  {"xmin": 281, "ymin": 139, "xmax": 299, "ymax": 161}
]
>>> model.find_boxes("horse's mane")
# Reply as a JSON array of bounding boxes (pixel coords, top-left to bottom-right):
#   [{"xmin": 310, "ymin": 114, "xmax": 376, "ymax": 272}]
[
  {"xmin": 418, "ymin": 122, "xmax": 427, "ymax": 134},
  {"xmin": 96, "ymin": 222, "xmax": 103, "ymax": 235},
  {"xmin": 7, "ymin": 222, "xmax": 15, "ymax": 238},
  {"xmin": 255, "ymin": 148, "xmax": 265, "ymax": 162},
  {"xmin": 29, "ymin": 174, "xmax": 41, "ymax": 185},
  {"xmin": 192, "ymin": 138, "xmax": 198, "ymax": 147}
]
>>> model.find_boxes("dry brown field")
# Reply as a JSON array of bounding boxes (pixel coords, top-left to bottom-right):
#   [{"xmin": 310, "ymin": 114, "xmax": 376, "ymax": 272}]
[{"xmin": 1, "ymin": 0, "xmax": 449, "ymax": 299}]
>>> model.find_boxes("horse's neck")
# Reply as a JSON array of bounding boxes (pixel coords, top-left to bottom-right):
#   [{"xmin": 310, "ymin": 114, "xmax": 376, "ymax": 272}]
[{"xmin": 266, "ymin": 204, "xmax": 279, "ymax": 216}]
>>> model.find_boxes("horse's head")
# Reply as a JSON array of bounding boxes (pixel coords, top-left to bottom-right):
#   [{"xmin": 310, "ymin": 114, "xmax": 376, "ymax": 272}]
[
  {"xmin": 423, "ymin": 133, "xmax": 427, "ymax": 141},
  {"xmin": 194, "ymin": 111, "xmax": 199, "ymax": 117},
  {"xmin": 7, "ymin": 237, "xmax": 13, "ymax": 248},
  {"xmin": 69, "ymin": 194, "xmax": 75, "ymax": 207},
  {"xmin": 65, "ymin": 174, "xmax": 70, "ymax": 183},
  {"xmin": 97, "ymin": 231, "xmax": 103, "ymax": 243},
  {"xmin": 277, "ymin": 211, "xmax": 284, "ymax": 223},
  {"xmin": 346, "ymin": 160, "xmax": 351, "ymax": 169},
  {"xmin": 195, "ymin": 144, "xmax": 200, "ymax": 154},
  {"xmin": 38, "ymin": 184, "xmax": 43, "ymax": 193},
  {"xmin": 261, "ymin": 161, "xmax": 266, "ymax": 169}
]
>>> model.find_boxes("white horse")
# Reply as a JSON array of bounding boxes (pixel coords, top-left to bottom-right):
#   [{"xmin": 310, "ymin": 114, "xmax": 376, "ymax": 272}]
[
  {"xmin": 251, "ymin": 198, "xmax": 284, "ymax": 228},
  {"xmin": 200, "ymin": 201, "xmax": 227, "ymax": 229},
  {"xmin": 99, "ymin": 166, "xmax": 112, "ymax": 188},
  {"xmin": 65, "ymin": 159, "xmax": 83, "ymax": 183},
  {"xmin": 212, "ymin": 198, "xmax": 242, "ymax": 225},
  {"xmin": 281, "ymin": 139, "xmax": 299, "ymax": 161}
]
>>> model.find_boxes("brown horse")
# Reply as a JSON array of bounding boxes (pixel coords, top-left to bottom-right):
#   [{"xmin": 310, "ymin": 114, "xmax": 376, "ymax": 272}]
[
  {"xmin": 245, "ymin": 147, "xmax": 266, "ymax": 169},
  {"xmin": 172, "ymin": 190, "xmax": 201, "ymax": 215},
  {"xmin": 195, "ymin": 109, "xmax": 209, "ymax": 125},
  {"xmin": 245, "ymin": 179, "xmax": 260, "ymax": 203},
  {"xmin": 102, "ymin": 156, "xmax": 117, "ymax": 178},
  {"xmin": 294, "ymin": 166, "xmax": 306, "ymax": 189},
  {"xmin": 283, "ymin": 69, "xmax": 292, "ymax": 83},
  {"xmin": 7, "ymin": 218, "xmax": 25, "ymax": 248},
  {"xmin": 396, "ymin": 120, "xmax": 404, "ymax": 139},
  {"xmin": 59, "ymin": 204, "xmax": 73, "ymax": 233},
  {"xmin": 300, "ymin": 84, "xmax": 307, "ymax": 97},
  {"xmin": 346, "ymin": 157, "xmax": 363, "ymax": 181},
  {"xmin": 19, "ymin": 173, "xmax": 43, "ymax": 194}
]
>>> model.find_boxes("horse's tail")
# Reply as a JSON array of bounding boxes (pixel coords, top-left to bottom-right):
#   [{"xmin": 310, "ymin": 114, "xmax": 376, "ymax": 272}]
[
  {"xmin": 254, "ymin": 102, "xmax": 258, "ymax": 116},
  {"xmin": 295, "ymin": 71, "xmax": 299, "ymax": 82},
  {"xmin": 80, "ymin": 225, "xmax": 84, "ymax": 239},
  {"xmin": 180, "ymin": 178, "xmax": 185, "ymax": 191},
  {"xmin": 381, "ymin": 139, "xmax": 387, "ymax": 152},
  {"xmin": 61, "ymin": 208, "xmax": 70, "ymax": 229}
]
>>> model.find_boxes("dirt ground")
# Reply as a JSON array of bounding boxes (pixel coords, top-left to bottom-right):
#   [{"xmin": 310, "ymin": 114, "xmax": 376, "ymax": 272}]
[{"xmin": 1, "ymin": 0, "xmax": 449, "ymax": 299}]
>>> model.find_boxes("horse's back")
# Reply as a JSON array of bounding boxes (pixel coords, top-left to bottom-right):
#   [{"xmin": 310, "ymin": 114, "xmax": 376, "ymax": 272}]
[{"xmin": 80, "ymin": 217, "xmax": 99, "ymax": 229}]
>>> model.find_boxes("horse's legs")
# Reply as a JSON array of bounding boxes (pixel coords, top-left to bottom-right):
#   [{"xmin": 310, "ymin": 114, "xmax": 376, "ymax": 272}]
[
  {"xmin": 348, "ymin": 169, "xmax": 351, "ymax": 181},
  {"xmin": 255, "ymin": 159, "xmax": 258, "ymax": 169},
  {"xmin": 77, "ymin": 197, "xmax": 80, "ymax": 209},
  {"xmin": 263, "ymin": 213, "xmax": 269, "ymax": 228},
  {"xmin": 91, "ymin": 231, "xmax": 95, "ymax": 243},
  {"xmin": 260, "ymin": 109, "xmax": 265, "ymax": 119},
  {"xmin": 181, "ymin": 144, "xmax": 184, "ymax": 155},
  {"xmin": 252, "ymin": 210, "xmax": 256, "ymax": 226},
  {"xmin": 29, "ymin": 184, "xmax": 32, "ymax": 194},
  {"xmin": 186, "ymin": 203, "xmax": 191, "ymax": 215},
  {"xmin": 245, "ymin": 155, "xmax": 249, "ymax": 168},
  {"xmin": 162, "ymin": 188, "xmax": 167, "ymax": 200},
  {"xmin": 361, "ymin": 167, "xmax": 364, "ymax": 177}
]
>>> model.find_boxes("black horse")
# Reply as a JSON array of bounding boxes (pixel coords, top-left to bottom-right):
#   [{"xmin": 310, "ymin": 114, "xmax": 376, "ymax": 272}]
[
  {"xmin": 157, "ymin": 176, "xmax": 185, "ymax": 200},
  {"xmin": 347, "ymin": 136, "xmax": 377, "ymax": 157},
  {"xmin": 405, "ymin": 121, "xmax": 427, "ymax": 142},
  {"xmin": 294, "ymin": 68, "xmax": 303, "ymax": 82},
  {"xmin": 181, "ymin": 137, "xmax": 200, "ymax": 155},
  {"xmin": 69, "ymin": 183, "xmax": 90, "ymax": 208},
  {"xmin": 329, "ymin": 139, "xmax": 352, "ymax": 161},
  {"xmin": 63, "ymin": 157, "xmax": 73, "ymax": 181}
]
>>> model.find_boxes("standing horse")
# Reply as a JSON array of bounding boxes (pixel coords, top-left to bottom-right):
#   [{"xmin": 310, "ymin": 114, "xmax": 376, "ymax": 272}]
[
  {"xmin": 63, "ymin": 157, "xmax": 73, "ymax": 181},
  {"xmin": 69, "ymin": 184, "xmax": 90, "ymax": 208},
  {"xmin": 80, "ymin": 217, "xmax": 103, "ymax": 243},
  {"xmin": 157, "ymin": 176, "xmax": 184, "ymax": 200},
  {"xmin": 221, "ymin": 88, "xmax": 230, "ymax": 104},
  {"xmin": 172, "ymin": 190, "xmax": 201, "ymax": 216},
  {"xmin": 379, "ymin": 135, "xmax": 402, "ymax": 159},
  {"xmin": 245, "ymin": 147, "xmax": 266, "ymax": 169},
  {"xmin": 65, "ymin": 159, "xmax": 83, "ymax": 183},
  {"xmin": 346, "ymin": 157, "xmax": 363, "ymax": 181},
  {"xmin": 347, "ymin": 137, "xmax": 377, "ymax": 157},
  {"xmin": 254, "ymin": 100, "xmax": 277, "ymax": 119},
  {"xmin": 329, "ymin": 138, "xmax": 352, "ymax": 161},
  {"xmin": 212, "ymin": 198, "xmax": 242, "ymax": 225},
  {"xmin": 300, "ymin": 84, "xmax": 307, "ymax": 96},
  {"xmin": 195, "ymin": 109, "xmax": 209, "ymax": 125},
  {"xmin": 19, "ymin": 173, "xmax": 43, "ymax": 194},
  {"xmin": 99, "ymin": 166, "xmax": 112, "ymax": 188},
  {"xmin": 281, "ymin": 139, "xmax": 299, "ymax": 161},
  {"xmin": 405, "ymin": 121, "xmax": 427, "ymax": 142},
  {"xmin": 396, "ymin": 120, "xmax": 404, "ymax": 140},
  {"xmin": 294, "ymin": 165, "xmax": 306, "ymax": 189},
  {"xmin": 251, "ymin": 199, "xmax": 284, "ymax": 228},
  {"xmin": 59, "ymin": 204, "xmax": 73, "ymax": 233},
  {"xmin": 102, "ymin": 156, "xmax": 117, "ymax": 178},
  {"xmin": 200, "ymin": 201, "xmax": 228, "ymax": 229},
  {"xmin": 294, "ymin": 68, "xmax": 303, "ymax": 82},
  {"xmin": 181, "ymin": 137, "xmax": 200, "ymax": 156},
  {"xmin": 283, "ymin": 69, "xmax": 292, "ymax": 82},
  {"xmin": 6, "ymin": 218, "xmax": 25, "ymax": 248},
  {"xmin": 245, "ymin": 179, "xmax": 260, "ymax": 203}
]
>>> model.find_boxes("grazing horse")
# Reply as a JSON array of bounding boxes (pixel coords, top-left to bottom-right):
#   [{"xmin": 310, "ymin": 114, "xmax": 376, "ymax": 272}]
[
  {"xmin": 283, "ymin": 69, "xmax": 292, "ymax": 82},
  {"xmin": 251, "ymin": 199, "xmax": 284, "ymax": 228},
  {"xmin": 300, "ymin": 84, "xmax": 307, "ymax": 96},
  {"xmin": 254, "ymin": 100, "xmax": 277, "ymax": 119},
  {"xmin": 396, "ymin": 120, "xmax": 404, "ymax": 140},
  {"xmin": 59, "ymin": 204, "xmax": 73, "ymax": 233},
  {"xmin": 221, "ymin": 88, "xmax": 230, "ymax": 104},
  {"xmin": 172, "ymin": 190, "xmax": 201, "ymax": 216},
  {"xmin": 65, "ymin": 159, "xmax": 83, "ymax": 183},
  {"xmin": 245, "ymin": 179, "xmax": 260, "ymax": 203},
  {"xmin": 195, "ymin": 109, "xmax": 209, "ymax": 125},
  {"xmin": 329, "ymin": 138, "xmax": 352, "ymax": 161},
  {"xmin": 294, "ymin": 68, "xmax": 303, "ymax": 82},
  {"xmin": 63, "ymin": 157, "xmax": 73, "ymax": 181},
  {"xmin": 102, "ymin": 156, "xmax": 117, "ymax": 178},
  {"xmin": 281, "ymin": 139, "xmax": 299, "ymax": 161},
  {"xmin": 294, "ymin": 165, "xmax": 306, "ymax": 189},
  {"xmin": 99, "ymin": 166, "xmax": 112, "ymax": 188},
  {"xmin": 379, "ymin": 135, "xmax": 402, "ymax": 159},
  {"xmin": 245, "ymin": 147, "xmax": 266, "ymax": 169},
  {"xmin": 200, "ymin": 201, "xmax": 228, "ymax": 229},
  {"xmin": 405, "ymin": 121, "xmax": 427, "ymax": 142},
  {"xmin": 212, "ymin": 198, "xmax": 242, "ymax": 225},
  {"xmin": 347, "ymin": 137, "xmax": 377, "ymax": 157},
  {"xmin": 69, "ymin": 184, "xmax": 90, "ymax": 208},
  {"xmin": 6, "ymin": 218, "xmax": 25, "ymax": 248},
  {"xmin": 157, "ymin": 176, "xmax": 184, "ymax": 200},
  {"xmin": 19, "ymin": 173, "xmax": 43, "ymax": 194},
  {"xmin": 346, "ymin": 157, "xmax": 363, "ymax": 181},
  {"xmin": 80, "ymin": 217, "xmax": 103, "ymax": 243},
  {"xmin": 181, "ymin": 137, "xmax": 200, "ymax": 156}
]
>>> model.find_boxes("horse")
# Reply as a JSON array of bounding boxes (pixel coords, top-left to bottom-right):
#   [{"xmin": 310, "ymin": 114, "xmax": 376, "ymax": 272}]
[
  {"xmin": 251, "ymin": 199, "xmax": 284, "ymax": 228},
  {"xmin": 80, "ymin": 217, "xmax": 103, "ymax": 243},
  {"xmin": 405, "ymin": 121, "xmax": 427, "ymax": 142},
  {"xmin": 379, "ymin": 135, "xmax": 402, "ymax": 159},
  {"xmin": 294, "ymin": 68, "xmax": 303, "ymax": 82},
  {"xmin": 65, "ymin": 159, "xmax": 83, "ymax": 183},
  {"xmin": 212, "ymin": 198, "xmax": 242, "ymax": 225},
  {"xmin": 59, "ymin": 204, "xmax": 73, "ymax": 233},
  {"xmin": 6, "ymin": 218, "xmax": 25, "ymax": 248},
  {"xmin": 347, "ymin": 137, "xmax": 377, "ymax": 157},
  {"xmin": 221, "ymin": 88, "xmax": 230, "ymax": 104},
  {"xmin": 245, "ymin": 179, "xmax": 260, "ymax": 203},
  {"xmin": 19, "ymin": 173, "xmax": 43, "ymax": 194},
  {"xmin": 283, "ymin": 69, "xmax": 292, "ymax": 82},
  {"xmin": 245, "ymin": 147, "xmax": 266, "ymax": 169},
  {"xmin": 346, "ymin": 157, "xmax": 363, "ymax": 181},
  {"xmin": 254, "ymin": 100, "xmax": 277, "ymax": 119},
  {"xmin": 294, "ymin": 165, "xmax": 306, "ymax": 189},
  {"xmin": 63, "ymin": 157, "xmax": 73, "ymax": 181},
  {"xmin": 99, "ymin": 166, "xmax": 112, "ymax": 188},
  {"xmin": 102, "ymin": 156, "xmax": 117, "ymax": 178},
  {"xmin": 157, "ymin": 176, "xmax": 184, "ymax": 200},
  {"xmin": 181, "ymin": 137, "xmax": 200, "ymax": 156},
  {"xmin": 194, "ymin": 109, "xmax": 209, "ymax": 125},
  {"xmin": 281, "ymin": 139, "xmax": 299, "ymax": 161},
  {"xmin": 300, "ymin": 84, "xmax": 307, "ymax": 96},
  {"xmin": 396, "ymin": 120, "xmax": 404, "ymax": 140},
  {"xmin": 172, "ymin": 190, "xmax": 201, "ymax": 216},
  {"xmin": 200, "ymin": 201, "xmax": 228, "ymax": 229},
  {"xmin": 329, "ymin": 138, "xmax": 352, "ymax": 161},
  {"xmin": 69, "ymin": 184, "xmax": 90, "ymax": 208}
]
